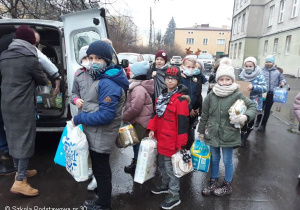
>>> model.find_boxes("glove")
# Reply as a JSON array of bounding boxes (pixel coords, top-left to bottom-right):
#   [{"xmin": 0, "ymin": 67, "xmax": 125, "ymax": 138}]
[
  {"xmin": 181, "ymin": 145, "xmax": 187, "ymax": 150},
  {"xmin": 230, "ymin": 114, "xmax": 247, "ymax": 124},
  {"xmin": 198, "ymin": 134, "xmax": 204, "ymax": 140},
  {"xmin": 180, "ymin": 149, "xmax": 191, "ymax": 163}
]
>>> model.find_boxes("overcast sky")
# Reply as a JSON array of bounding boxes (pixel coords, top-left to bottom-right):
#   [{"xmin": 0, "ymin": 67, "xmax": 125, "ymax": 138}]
[{"xmin": 106, "ymin": 0, "xmax": 234, "ymax": 33}]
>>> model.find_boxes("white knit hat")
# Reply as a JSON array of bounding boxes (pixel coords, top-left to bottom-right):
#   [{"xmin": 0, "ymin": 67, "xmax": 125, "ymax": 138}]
[
  {"xmin": 220, "ymin": 57, "xmax": 232, "ymax": 66},
  {"xmin": 78, "ymin": 45, "xmax": 89, "ymax": 62},
  {"xmin": 244, "ymin": 56, "xmax": 257, "ymax": 66},
  {"xmin": 216, "ymin": 64, "xmax": 235, "ymax": 82}
]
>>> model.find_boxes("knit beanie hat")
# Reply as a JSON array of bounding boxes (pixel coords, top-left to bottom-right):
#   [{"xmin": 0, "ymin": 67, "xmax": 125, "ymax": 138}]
[
  {"xmin": 15, "ymin": 25, "xmax": 36, "ymax": 45},
  {"xmin": 244, "ymin": 56, "xmax": 257, "ymax": 67},
  {"xmin": 130, "ymin": 61, "xmax": 150, "ymax": 76},
  {"xmin": 165, "ymin": 66, "xmax": 181, "ymax": 82},
  {"xmin": 78, "ymin": 46, "xmax": 89, "ymax": 62},
  {"xmin": 215, "ymin": 64, "xmax": 235, "ymax": 82},
  {"xmin": 155, "ymin": 50, "xmax": 168, "ymax": 64},
  {"xmin": 265, "ymin": 55, "xmax": 275, "ymax": 63},
  {"xmin": 87, "ymin": 40, "xmax": 113, "ymax": 65}
]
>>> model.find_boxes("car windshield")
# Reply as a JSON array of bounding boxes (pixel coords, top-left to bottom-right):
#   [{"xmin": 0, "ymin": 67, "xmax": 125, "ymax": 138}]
[
  {"xmin": 172, "ymin": 56, "xmax": 182, "ymax": 59},
  {"xmin": 117, "ymin": 54, "xmax": 138, "ymax": 64},
  {"xmin": 198, "ymin": 54, "xmax": 213, "ymax": 59},
  {"xmin": 143, "ymin": 55, "xmax": 150, "ymax": 62}
]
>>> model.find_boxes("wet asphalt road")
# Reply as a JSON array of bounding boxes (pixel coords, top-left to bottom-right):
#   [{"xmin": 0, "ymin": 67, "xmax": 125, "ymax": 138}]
[{"xmin": 1, "ymin": 83, "xmax": 300, "ymax": 210}]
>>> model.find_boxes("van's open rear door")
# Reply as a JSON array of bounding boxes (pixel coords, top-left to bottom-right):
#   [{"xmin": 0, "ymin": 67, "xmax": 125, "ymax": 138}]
[{"xmin": 60, "ymin": 8, "xmax": 108, "ymax": 117}]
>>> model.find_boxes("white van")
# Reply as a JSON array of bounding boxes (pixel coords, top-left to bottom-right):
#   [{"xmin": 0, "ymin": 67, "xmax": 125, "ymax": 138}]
[{"xmin": 0, "ymin": 8, "xmax": 123, "ymax": 131}]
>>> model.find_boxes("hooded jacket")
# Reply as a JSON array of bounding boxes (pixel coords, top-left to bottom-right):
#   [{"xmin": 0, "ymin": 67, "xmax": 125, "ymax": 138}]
[
  {"xmin": 262, "ymin": 66, "xmax": 286, "ymax": 92},
  {"xmin": 123, "ymin": 78, "xmax": 154, "ymax": 128},
  {"xmin": 74, "ymin": 65, "xmax": 129, "ymax": 154},
  {"xmin": 147, "ymin": 84, "xmax": 189, "ymax": 157}
]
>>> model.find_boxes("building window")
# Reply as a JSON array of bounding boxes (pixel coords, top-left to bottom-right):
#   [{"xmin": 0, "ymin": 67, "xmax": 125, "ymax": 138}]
[
  {"xmin": 237, "ymin": 16, "xmax": 241, "ymax": 34},
  {"xmin": 238, "ymin": 42, "xmax": 242, "ymax": 59},
  {"xmin": 273, "ymin": 38, "xmax": 278, "ymax": 54},
  {"xmin": 230, "ymin": 44, "xmax": 233, "ymax": 59},
  {"xmin": 241, "ymin": 13, "xmax": 246, "ymax": 32},
  {"xmin": 263, "ymin": 40, "xmax": 268, "ymax": 55},
  {"xmin": 233, "ymin": 20, "xmax": 237, "ymax": 34},
  {"xmin": 202, "ymin": 51, "xmax": 207, "ymax": 54},
  {"xmin": 236, "ymin": 0, "xmax": 239, "ymax": 10},
  {"xmin": 268, "ymin": 5, "xmax": 274, "ymax": 26},
  {"xmin": 234, "ymin": 43, "xmax": 238, "ymax": 59},
  {"xmin": 278, "ymin": 0, "xmax": 285, "ymax": 23},
  {"xmin": 217, "ymin": 39, "xmax": 226, "ymax": 45},
  {"xmin": 291, "ymin": 0, "xmax": 299, "ymax": 18},
  {"xmin": 188, "ymin": 31, "xmax": 194, "ymax": 34},
  {"xmin": 186, "ymin": 38, "xmax": 194, "ymax": 45},
  {"xmin": 240, "ymin": 0, "xmax": 243, "ymax": 7},
  {"xmin": 203, "ymin": 38, "xmax": 208, "ymax": 45},
  {"xmin": 285, "ymin": 35, "xmax": 291, "ymax": 55}
]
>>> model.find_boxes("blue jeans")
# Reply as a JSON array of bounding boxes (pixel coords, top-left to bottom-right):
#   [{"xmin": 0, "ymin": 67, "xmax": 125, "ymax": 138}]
[
  {"xmin": 0, "ymin": 110, "xmax": 8, "ymax": 153},
  {"xmin": 210, "ymin": 146, "xmax": 234, "ymax": 182}
]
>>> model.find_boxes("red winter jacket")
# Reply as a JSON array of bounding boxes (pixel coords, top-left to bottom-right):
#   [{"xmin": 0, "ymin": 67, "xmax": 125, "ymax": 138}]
[{"xmin": 147, "ymin": 85, "xmax": 189, "ymax": 157}]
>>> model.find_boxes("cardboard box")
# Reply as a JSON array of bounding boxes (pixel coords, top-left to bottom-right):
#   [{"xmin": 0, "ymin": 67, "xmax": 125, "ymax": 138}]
[{"xmin": 236, "ymin": 81, "xmax": 251, "ymax": 98}]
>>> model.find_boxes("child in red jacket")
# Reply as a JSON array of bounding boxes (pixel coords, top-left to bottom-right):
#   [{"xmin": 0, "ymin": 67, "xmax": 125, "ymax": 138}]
[{"xmin": 148, "ymin": 66, "xmax": 189, "ymax": 210}]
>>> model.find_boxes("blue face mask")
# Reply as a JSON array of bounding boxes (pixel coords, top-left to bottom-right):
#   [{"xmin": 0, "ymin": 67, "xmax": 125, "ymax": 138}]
[
  {"xmin": 194, "ymin": 68, "xmax": 200, "ymax": 75},
  {"xmin": 245, "ymin": 68, "xmax": 254, "ymax": 74},
  {"xmin": 89, "ymin": 62, "xmax": 107, "ymax": 80}
]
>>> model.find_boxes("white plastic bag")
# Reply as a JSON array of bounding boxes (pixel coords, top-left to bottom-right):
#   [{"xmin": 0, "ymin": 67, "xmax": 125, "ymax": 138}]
[
  {"xmin": 64, "ymin": 121, "xmax": 89, "ymax": 182},
  {"xmin": 134, "ymin": 137, "xmax": 157, "ymax": 184},
  {"xmin": 171, "ymin": 150, "xmax": 193, "ymax": 178},
  {"xmin": 228, "ymin": 99, "xmax": 247, "ymax": 128}
]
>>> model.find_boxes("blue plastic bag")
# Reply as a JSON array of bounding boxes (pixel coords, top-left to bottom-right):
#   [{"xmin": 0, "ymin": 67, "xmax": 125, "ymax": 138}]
[
  {"xmin": 191, "ymin": 139, "xmax": 211, "ymax": 172},
  {"xmin": 273, "ymin": 86, "xmax": 288, "ymax": 103},
  {"xmin": 54, "ymin": 124, "xmax": 83, "ymax": 167}
]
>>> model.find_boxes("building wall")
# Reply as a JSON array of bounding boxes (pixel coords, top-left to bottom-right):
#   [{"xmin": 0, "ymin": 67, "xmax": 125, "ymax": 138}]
[{"xmin": 174, "ymin": 29, "xmax": 231, "ymax": 56}]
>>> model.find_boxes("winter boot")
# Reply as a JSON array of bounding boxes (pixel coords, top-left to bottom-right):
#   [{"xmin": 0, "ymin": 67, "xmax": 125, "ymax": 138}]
[
  {"xmin": 124, "ymin": 158, "xmax": 137, "ymax": 174},
  {"xmin": 0, "ymin": 163, "xmax": 16, "ymax": 175},
  {"xmin": 202, "ymin": 178, "xmax": 218, "ymax": 195},
  {"xmin": 258, "ymin": 125, "xmax": 266, "ymax": 132},
  {"xmin": 10, "ymin": 178, "xmax": 39, "ymax": 196},
  {"xmin": 160, "ymin": 192, "xmax": 181, "ymax": 210},
  {"xmin": 254, "ymin": 114, "xmax": 262, "ymax": 127},
  {"xmin": 151, "ymin": 180, "xmax": 169, "ymax": 194},
  {"xmin": 87, "ymin": 176, "xmax": 97, "ymax": 191},
  {"xmin": 213, "ymin": 180, "xmax": 232, "ymax": 196},
  {"xmin": 15, "ymin": 169, "xmax": 37, "ymax": 179}
]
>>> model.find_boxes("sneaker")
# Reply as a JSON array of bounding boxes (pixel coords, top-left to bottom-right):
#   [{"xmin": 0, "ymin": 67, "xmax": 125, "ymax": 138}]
[
  {"xmin": 0, "ymin": 163, "xmax": 16, "ymax": 175},
  {"xmin": 151, "ymin": 181, "xmax": 169, "ymax": 194},
  {"xmin": 83, "ymin": 199, "xmax": 111, "ymax": 210},
  {"xmin": 257, "ymin": 125, "xmax": 266, "ymax": 132},
  {"xmin": 202, "ymin": 178, "xmax": 218, "ymax": 195},
  {"xmin": 87, "ymin": 176, "xmax": 97, "ymax": 191},
  {"xmin": 213, "ymin": 180, "xmax": 232, "ymax": 196},
  {"xmin": 160, "ymin": 192, "xmax": 181, "ymax": 210},
  {"xmin": 124, "ymin": 158, "xmax": 137, "ymax": 174}
]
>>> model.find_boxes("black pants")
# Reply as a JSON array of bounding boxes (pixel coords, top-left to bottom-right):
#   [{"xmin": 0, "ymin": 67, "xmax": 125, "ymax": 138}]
[
  {"xmin": 261, "ymin": 92, "xmax": 274, "ymax": 126},
  {"xmin": 90, "ymin": 150, "xmax": 111, "ymax": 208},
  {"xmin": 186, "ymin": 116, "xmax": 197, "ymax": 150}
]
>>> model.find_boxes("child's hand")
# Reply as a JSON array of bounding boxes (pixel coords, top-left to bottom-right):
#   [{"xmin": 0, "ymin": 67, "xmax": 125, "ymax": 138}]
[
  {"xmin": 190, "ymin": 109, "xmax": 197, "ymax": 117},
  {"xmin": 247, "ymin": 84, "xmax": 253, "ymax": 91},
  {"xmin": 198, "ymin": 134, "xmax": 204, "ymax": 140},
  {"xmin": 76, "ymin": 99, "xmax": 84, "ymax": 108},
  {"xmin": 230, "ymin": 114, "xmax": 247, "ymax": 124},
  {"xmin": 149, "ymin": 131, "xmax": 155, "ymax": 138},
  {"xmin": 152, "ymin": 71, "xmax": 157, "ymax": 78},
  {"xmin": 71, "ymin": 118, "xmax": 75, "ymax": 127},
  {"xmin": 280, "ymin": 82, "xmax": 285, "ymax": 87}
]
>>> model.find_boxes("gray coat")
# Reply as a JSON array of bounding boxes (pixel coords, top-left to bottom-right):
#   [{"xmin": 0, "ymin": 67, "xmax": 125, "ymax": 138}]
[
  {"xmin": 0, "ymin": 39, "xmax": 48, "ymax": 158},
  {"xmin": 81, "ymin": 81, "xmax": 125, "ymax": 154},
  {"xmin": 71, "ymin": 68, "xmax": 93, "ymax": 113},
  {"xmin": 262, "ymin": 66, "xmax": 286, "ymax": 92}
]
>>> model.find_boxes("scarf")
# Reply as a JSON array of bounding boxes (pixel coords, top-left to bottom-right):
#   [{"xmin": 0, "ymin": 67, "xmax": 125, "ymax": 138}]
[
  {"xmin": 239, "ymin": 67, "xmax": 260, "ymax": 82},
  {"xmin": 213, "ymin": 83, "xmax": 239, "ymax": 97},
  {"xmin": 156, "ymin": 87, "xmax": 178, "ymax": 117}
]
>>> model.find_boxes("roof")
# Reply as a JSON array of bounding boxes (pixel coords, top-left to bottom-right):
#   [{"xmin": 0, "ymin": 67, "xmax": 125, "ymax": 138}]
[
  {"xmin": 176, "ymin": 25, "xmax": 231, "ymax": 31},
  {"xmin": 0, "ymin": 19, "xmax": 63, "ymax": 28}
]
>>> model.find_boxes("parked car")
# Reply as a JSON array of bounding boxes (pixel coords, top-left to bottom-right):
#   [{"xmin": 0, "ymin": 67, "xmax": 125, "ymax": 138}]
[
  {"xmin": 117, "ymin": 53, "xmax": 144, "ymax": 78},
  {"xmin": 0, "ymin": 8, "xmax": 126, "ymax": 131},
  {"xmin": 142, "ymin": 54, "xmax": 155, "ymax": 64},
  {"xmin": 170, "ymin": 56, "xmax": 182, "ymax": 65},
  {"xmin": 197, "ymin": 53, "xmax": 215, "ymax": 71}
]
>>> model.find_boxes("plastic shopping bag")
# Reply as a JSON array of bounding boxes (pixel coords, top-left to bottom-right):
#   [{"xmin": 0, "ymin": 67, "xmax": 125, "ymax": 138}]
[
  {"xmin": 228, "ymin": 99, "xmax": 247, "ymax": 128},
  {"xmin": 273, "ymin": 86, "xmax": 288, "ymax": 103},
  {"xmin": 64, "ymin": 121, "xmax": 89, "ymax": 182},
  {"xmin": 191, "ymin": 139, "xmax": 211, "ymax": 173},
  {"xmin": 118, "ymin": 122, "xmax": 139, "ymax": 148},
  {"xmin": 171, "ymin": 150, "xmax": 193, "ymax": 178},
  {"xmin": 54, "ymin": 125, "xmax": 68, "ymax": 167},
  {"xmin": 134, "ymin": 137, "xmax": 157, "ymax": 184}
]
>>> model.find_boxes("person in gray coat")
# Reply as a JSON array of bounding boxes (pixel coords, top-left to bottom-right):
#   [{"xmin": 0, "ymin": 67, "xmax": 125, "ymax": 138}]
[
  {"xmin": 257, "ymin": 55, "xmax": 286, "ymax": 131},
  {"xmin": 0, "ymin": 25, "xmax": 48, "ymax": 196}
]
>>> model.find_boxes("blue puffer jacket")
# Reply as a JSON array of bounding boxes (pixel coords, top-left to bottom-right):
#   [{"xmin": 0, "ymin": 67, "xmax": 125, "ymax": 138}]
[
  {"xmin": 248, "ymin": 73, "xmax": 268, "ymax": 111},
  {"xmin": 180, "ymin": 74, "xmax": 202, "ymax": 112},
  {"xmin": 262, "ymin": 66, "xmax": 286, "ymax": 92}
]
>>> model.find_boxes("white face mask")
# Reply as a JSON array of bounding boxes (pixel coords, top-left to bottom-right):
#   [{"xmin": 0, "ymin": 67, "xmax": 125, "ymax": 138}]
[{"xmin": 81, "ymin": 61, "xmax": 90, "ymax": 69}]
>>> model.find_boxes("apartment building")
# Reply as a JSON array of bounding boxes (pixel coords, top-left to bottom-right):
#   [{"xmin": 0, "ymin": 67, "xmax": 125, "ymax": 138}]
[
  {"xmin": 174, "ymin": 24, "xmax": 231, "ymax": 57},
  {"xmin": 230, "ymin": 0, "xmax": 300, "ymax": 76}
]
